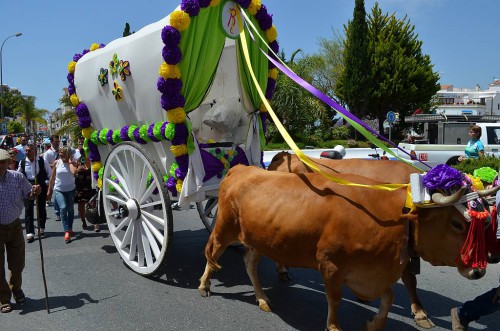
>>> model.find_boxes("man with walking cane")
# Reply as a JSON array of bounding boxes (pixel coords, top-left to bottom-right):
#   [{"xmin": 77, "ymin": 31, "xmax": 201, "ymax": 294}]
[{"xmin": 0, "ymin": 149, "xmax": 41, "ymax": 313}]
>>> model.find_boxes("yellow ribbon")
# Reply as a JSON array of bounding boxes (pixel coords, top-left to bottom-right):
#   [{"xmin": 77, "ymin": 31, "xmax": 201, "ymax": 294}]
[{"xmin": 236, "ymin": 9, "xmax": 406, "ymax": 191}]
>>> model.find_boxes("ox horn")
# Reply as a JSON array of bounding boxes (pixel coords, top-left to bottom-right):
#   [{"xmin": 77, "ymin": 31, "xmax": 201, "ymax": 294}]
[
  {"xmin": 432, "ymin": 186, "xmax": 466, "ymax": 206},
  {"xmin": 477, "ymin": 185, "xmax": 500, "ymax": 198}
]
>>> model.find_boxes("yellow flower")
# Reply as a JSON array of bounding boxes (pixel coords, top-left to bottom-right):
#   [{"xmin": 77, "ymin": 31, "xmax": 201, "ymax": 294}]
[
  {"xmin": 467, "ymin": 174, "xmax": 485, "ymax": 190},
  {"xmin": 166, "ymin": 107, "xmax": 186, "ymax": 123},
  {"xmin": 248, "ymin": 0, "xmax": 262, "ymax": 15},
  {"xmin": 259, "ymin": 102, "xmax": 268, "ymax": 113},
  {"xmin": 82, "ymin": 127, "xmax": 93, "ymax": 139},
  {"xmin": 269, "ymin": 68, "xmax": 279, "ymax": 80},
  {"xmin": 176, "ymin": 179, "xmax": 183, "ymax": 192},
  {"xmin": 170, "ymin": 10, "xmax": 191, "ymax": 32},
  {"xmin": 90, "ymin": 43, "xmax": 100, "ymax": 51},
  {"xmin": 97, "ymin": 178, "xmax": 103, "ymax": 190},
  {"xmin": 170, "ymin": 144, "xmax": 187, "ymax": 157},
  {"xmin": 210, "ymin": 0, "xmax": 221, "ymax": 7},
  {"xmin": 68, "ymin": 61, "xmax": 76, "ymax": 74},
  {"xmin": 265, "ymin": 25, "xmax": 277, "ymax": 43},
  {"xmin": 159, "ymin": 62, "xmax": 181, "ymax": 79},
  {"xmin": 91, "ymin": 161, "xmax": 103, "ymax": 173},
  {"xmin": 70, "ymin": 94, "xmax": 80, "ymax": 106}
]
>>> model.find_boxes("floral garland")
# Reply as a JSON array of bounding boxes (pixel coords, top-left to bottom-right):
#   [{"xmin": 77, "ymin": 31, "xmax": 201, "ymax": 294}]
[
  {"xmin": 68, "ymin": 0, "xmax": 279, "ymax": 195},
  {"xmin": 67, "ymin": 43, "xmax": 105, "ymax": 187},
  {"xmin": 160, "ymin": 0, "xmax": 279, "ymax": 196}
]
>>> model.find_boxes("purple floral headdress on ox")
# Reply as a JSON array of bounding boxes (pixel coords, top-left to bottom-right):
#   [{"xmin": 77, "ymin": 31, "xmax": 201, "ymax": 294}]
[{"xmin": 423, "ymin": 164, "xmax": 463, "ymax": 192}]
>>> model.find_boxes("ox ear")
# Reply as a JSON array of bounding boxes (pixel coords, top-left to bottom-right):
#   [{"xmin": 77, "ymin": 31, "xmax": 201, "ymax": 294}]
[
  {"xmin": 477, "ymin": 185, "xmax": 500, "ymax": 198},
  {"xmin": 431, "ymin": 187, "xmax": 466, "ymax": 206}
]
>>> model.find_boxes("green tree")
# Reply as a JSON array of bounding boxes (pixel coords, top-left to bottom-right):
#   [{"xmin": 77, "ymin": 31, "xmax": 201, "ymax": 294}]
[
  {"xmin": 0, "ymin": 87, "xmax": 23, "ymax": 118},
  {"xmin": 268, "ymin": 51, "xmax": 326, "ymax": 144},
  {"xmin": 56, "ymin": 94, "xmax": 81, "ymax": 142},
  {"xmin": 7, "ymin": 120, "xmax": 24, "ymax": 134},
  {"xmin": 123, "ymin": 23, "xmax": 134, "ymax": 37},
  {"xmin": 13, "ymin": 96, "xmax": 48, "ymax": 134},
  {"xmin": 367, "ymin": 3, "xmax": 440, "ymax": 136},
  {"xmin": 335, "ymin": 0, "xmax": 371, "ymax": 120}
]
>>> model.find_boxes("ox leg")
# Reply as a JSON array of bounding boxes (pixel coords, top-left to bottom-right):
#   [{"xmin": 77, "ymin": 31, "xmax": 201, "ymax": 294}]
[
  {"xmin": 244, "ymin": 247, "xmax": 271, "ymax": 312},
  {"xmin": 276, "ymin": 263, "xmax": 291, "ymax": 281},
  {"xmin": 401, "ymin": 266, "xmax": 435, "ymax": 328},
  {"xmin": 365, "ymin": 287, "xmax": 393, "ymax": 331},
  {"xmin": 199, "ymin": 236, "xmax": 227, "ymax": 298},
  {"xmin": 319, "ymin": 263, "xmax": 343, "ymax": 331}
]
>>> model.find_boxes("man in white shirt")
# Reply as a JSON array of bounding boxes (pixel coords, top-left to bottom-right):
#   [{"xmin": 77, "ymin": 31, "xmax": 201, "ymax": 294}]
[
  {"xmin": 43, "ymin": 135, "xmax": 61, "ymax": 221},
  {"xmin": 18, "ymin": 144, "xmax": 50, "ymax": 242}
]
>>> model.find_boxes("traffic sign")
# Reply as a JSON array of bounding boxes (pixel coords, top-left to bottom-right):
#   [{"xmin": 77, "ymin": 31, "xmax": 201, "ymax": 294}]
[
  {"xmin": 1, "ymin": 122, "xmax": 6, "ymax": 135},
  {"xmin": 387, "ymin": 111, "xmax": 396, "ymax": 123}
]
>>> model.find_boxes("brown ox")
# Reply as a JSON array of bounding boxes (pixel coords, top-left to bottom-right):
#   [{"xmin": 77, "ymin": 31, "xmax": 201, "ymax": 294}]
[
  {"xmin": 268, "ymin": 152, "xmax": 433, "ymax": 327},
  {"xmin": 199, "ymin": 165, "xmax": 484, "ymax": 331}
]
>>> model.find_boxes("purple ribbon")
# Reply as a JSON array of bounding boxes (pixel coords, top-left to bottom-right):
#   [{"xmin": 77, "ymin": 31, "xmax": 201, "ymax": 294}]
[{"xmin": 246, "ymin": 25, "xmax": 431, "ymax": 169}]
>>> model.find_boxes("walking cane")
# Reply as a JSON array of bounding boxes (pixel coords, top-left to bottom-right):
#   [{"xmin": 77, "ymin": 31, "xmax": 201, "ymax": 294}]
[{"xmin": 31, "ymin": 125, "xmax": 50, "ymax": 313}]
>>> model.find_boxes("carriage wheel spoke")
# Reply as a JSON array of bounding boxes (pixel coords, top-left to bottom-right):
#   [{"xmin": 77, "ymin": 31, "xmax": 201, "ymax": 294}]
[
  {"xmin": 141, "ymin": 210, "xmax": 165, "ymax": 227},
  {"xmin": 111, "ymin": 160, "xmax": 131, "ymax": 197}
]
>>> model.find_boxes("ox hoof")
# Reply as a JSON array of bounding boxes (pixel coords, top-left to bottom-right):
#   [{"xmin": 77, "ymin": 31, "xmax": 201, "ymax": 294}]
[
  {"xmin": 198, "ymin": 287, "xmax": 211, "ymax": 298},
  {"xmin": 487, "ymin": 253, "xmax": 500, "ymax": 264},
  {"xmin": 413, "ymin": 313, "xmax": 435, "ymax": 329},
  {"xmin": 257, "ymin": 299, "xmax": 272, "ymax": 312}
]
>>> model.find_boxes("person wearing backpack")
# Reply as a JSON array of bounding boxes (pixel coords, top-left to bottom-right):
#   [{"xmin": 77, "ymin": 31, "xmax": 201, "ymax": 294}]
[{"xmin": 17, "ymin": 144, "xmax": 49, "ymax": 242}]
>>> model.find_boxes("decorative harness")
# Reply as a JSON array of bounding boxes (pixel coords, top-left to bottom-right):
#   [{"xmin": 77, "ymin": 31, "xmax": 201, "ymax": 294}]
[{"xmin": 402, "ymin": 168, "xmax": 492, "ymax": 270}]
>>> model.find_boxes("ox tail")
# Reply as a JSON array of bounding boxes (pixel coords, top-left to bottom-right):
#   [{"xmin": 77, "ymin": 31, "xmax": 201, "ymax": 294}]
[{"xmin": 204, "ymin": 237, "xmax": 222, "ymax": 271}]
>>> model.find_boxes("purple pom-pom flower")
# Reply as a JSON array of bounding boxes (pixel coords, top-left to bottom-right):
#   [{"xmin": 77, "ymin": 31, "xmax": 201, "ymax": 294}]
[
  {"xmin": 106, "ymin": 130, "xmax": 116, "ymax": 145},
  {"xmin": 198, "ymin": 0, "xmax": 210, "ymax": 8},
  {"xmin": 181, "ymin": 0, "xmax": 200, "ymax": 16},
  {"xmin": 235, "ymin": 0, "xmax": 251, "ymax": 8},
  {"xmin": 176, "ymin": 154, "xmax": 189, "ymax": 170},
  {"xmin": 255, "ymin": 5, "xmax": 272, "ymax": 31},
  {"xmin": 269, "ymin": 40, "xmax": 279, "ymax": 54},
  {"xmin": 161, "ymin": 26, "xmax": 181, "ymax": 46},
  {"xmin": 157, "ymin": 77, "xmax": 183, "ymax": 95},
  {"xmin": 161, "ymin": 93, "xmax": 185, "ymax": 110},
  {"xmin": 67, "ymin": 73, "xmax": 74, "ymax": 85},
  {"xmin": 162, "ymin": 45, "xmax": 182, "ymax": 65},
  {"xmin": 265, "ymin": 79, "xmax": 276, "ymax": 99},
  {"xmin": 166, "ymin": 177, "xmax": 178, "ymax": 196},
  {"xmin": 133, "ymin": 128, "xmax": 148, "ymax": 144},
  {"xmin": 148, "ymin": 123, "xmax": 161, "ymax": 142},
  {"xmin": 73, "ymin": 53, "xmax": 82, "ymax": 62},
  {"xmin": 423, "ymin": 164, "xmax": 463, "ymax": 190},
  {"xmin": 175, "ymin": 168, "xmax": 186, "ymax": 181},
  {"xmin": 78, "ymin": 117, "xmax": 92, "ymax": 128},
  {"xmin": 68, "ymin": 84, "xmax": 76, "ymax": 96},
  {"xmin": 120, "ymin": 126, "xmax": 131, "ymax": 141},
  {"xmin": 75, "ymin": 103, "xmax": 90, "ymax": 118},
  {"xmin": 171, "ymin": 124, "xmax": 188, "ymax": 145}
]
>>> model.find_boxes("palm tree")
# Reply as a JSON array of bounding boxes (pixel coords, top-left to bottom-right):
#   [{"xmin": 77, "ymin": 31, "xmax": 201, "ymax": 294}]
[
  {"xmin": 13, "ymin": 96, "xmax": 48, "ymax": 134},
  {"xmin": 56, "ymin": 94, "xmax": 81, "ymax": 142}
]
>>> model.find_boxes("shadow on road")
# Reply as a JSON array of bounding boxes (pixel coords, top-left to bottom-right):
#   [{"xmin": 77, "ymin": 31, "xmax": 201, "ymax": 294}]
[{"xmin": 17, "ymin": 292, "xmax": 116, "ymax": 315}]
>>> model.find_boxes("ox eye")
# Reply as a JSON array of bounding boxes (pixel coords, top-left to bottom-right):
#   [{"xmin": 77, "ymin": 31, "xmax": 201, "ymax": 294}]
[{"xmin": 451, "ymin": 220, "xmax": 465, "ymax": 233}]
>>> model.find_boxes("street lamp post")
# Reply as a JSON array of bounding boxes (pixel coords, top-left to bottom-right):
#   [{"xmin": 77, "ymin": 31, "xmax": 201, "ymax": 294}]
[{"xmin": 0, "ymin": 32, "xmax": 23, "ymax": 133}]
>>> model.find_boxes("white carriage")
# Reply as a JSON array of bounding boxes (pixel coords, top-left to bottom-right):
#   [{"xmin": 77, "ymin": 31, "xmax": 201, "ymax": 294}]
[{"xmin": 68, "ymin": 0, "xmax": 279, "ymax": 276}]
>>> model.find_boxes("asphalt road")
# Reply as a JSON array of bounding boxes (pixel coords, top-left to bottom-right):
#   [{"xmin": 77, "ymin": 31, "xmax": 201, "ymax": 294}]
[{"xmin": 2, "ymin": 203, "xmax": 499, "ymax": 331}]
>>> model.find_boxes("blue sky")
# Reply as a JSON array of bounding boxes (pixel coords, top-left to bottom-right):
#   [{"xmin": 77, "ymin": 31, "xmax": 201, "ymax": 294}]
[{"xmin": 1, "ymin": 0, "xmax": 498, "ymax": 113}]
